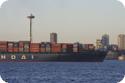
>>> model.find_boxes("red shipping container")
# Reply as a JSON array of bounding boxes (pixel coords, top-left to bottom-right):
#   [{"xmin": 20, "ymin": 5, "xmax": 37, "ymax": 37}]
[
  {"xmin": 19, "ymin": 42, "xmax": 24, "ymax": 48},
  {"xmin": 19, "ymin": 48, "xmax": 24, "ymax": 52},
  {"xmin": 61, "ymin": 43, "xmax": 67, "ymax": 48},
  {"xmin": 7, "ymin": 48, "xmax": 13, "ymax": 52},
  {"xmin": 0, "ymin": 48, "xmax": 7, "ymax": 52},
  {"xmin": 67, "ymin": 44, "xmax": 73, "ymax": 52},
  {"xmin": 30, "ymin": 43, "xmax": 40, "ymax": 48},
  {"xmin": 30, "ymin": 49, "xmax": 40, "ymax": 52},
  {"xmin": 0, "ymin": 45, "xmax": 7, "ymax": 47},
  {"xmin": 41, "ymin": 48, "xmax": 46, "ymax": 52},
  {"xmin": 52, "ymin": 44, "xmax": 61, "ymax": 53},
  {"xmin": 0, "ymin": 41, "xmax": 7, "ymax": 44},
  {"xmin": 13, "ymin": 48, "xmax": 19, "ymax": 52},
  {"xmin": 30, "ymin": 48, "xmax": 40, "ymax": 50}
]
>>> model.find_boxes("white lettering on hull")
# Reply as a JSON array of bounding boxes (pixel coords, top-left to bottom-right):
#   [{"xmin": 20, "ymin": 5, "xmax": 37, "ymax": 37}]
[
  {"xmin": 11, "ymin": 55, "xmax": 16, "ymax": 60},
  {"xmin": 31, "ymin": 55, "xmax": 34, "ymax": 59},
  {"xmin": 21, "ymin": 55, "xmax": 27, "ymax": 60},
  {"xmin": 0, "ymin": 55, "xmax": 6, "ymax": 60},
  {"xmin": 0, "ymin": 54, "xmax": 35, "ymax": 60}
]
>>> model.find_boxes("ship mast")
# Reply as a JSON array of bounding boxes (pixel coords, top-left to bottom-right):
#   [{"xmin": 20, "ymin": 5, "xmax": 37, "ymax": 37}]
[{"xmin": 27, "ymin": 14, "xmax": 35, "ymax": 42}]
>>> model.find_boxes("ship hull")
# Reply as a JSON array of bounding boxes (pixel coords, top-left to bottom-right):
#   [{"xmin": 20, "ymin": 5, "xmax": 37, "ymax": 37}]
[{"xmin": 0, "ymin": 51, "xmax": 106, "ymax": 62}]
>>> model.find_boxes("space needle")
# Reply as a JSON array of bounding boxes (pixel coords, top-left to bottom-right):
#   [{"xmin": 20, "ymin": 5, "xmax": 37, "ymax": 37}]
[{"xmin": 27, "ymin": 14, "xmax": 35, "ymax": 42}]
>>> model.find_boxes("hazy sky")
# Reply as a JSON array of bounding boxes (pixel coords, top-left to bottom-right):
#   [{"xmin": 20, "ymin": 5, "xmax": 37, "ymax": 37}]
[{"xmin": 0, "ymin": 0, "xmax": 125, "ymax": 44}]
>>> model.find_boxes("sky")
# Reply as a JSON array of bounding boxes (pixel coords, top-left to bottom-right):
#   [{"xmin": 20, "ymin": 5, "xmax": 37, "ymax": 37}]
[{"xmin": 0, "ymin": 0, "xmax": 125, "ymax": 44}]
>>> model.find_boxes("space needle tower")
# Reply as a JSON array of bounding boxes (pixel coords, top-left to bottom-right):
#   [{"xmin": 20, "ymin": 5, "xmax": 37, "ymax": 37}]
[{"xmin": 27, "ymin": 14, "xmax": 35, "ymax": 42}]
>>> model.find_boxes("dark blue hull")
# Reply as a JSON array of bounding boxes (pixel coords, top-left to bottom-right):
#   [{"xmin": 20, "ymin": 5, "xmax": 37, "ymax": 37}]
[{"xmin": 0, "ymin": 51, "xmax": 107, "ymax": 62}]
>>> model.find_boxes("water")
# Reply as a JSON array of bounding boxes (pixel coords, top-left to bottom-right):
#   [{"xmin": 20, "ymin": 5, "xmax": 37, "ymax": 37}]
[{"xmin": 0, "ymin": 60, "xmax": 124, "ymax": 83}]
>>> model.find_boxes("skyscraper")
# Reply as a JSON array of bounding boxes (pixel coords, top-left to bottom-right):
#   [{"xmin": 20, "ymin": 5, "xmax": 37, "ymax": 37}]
[
  {"xmin": 50, "ymin": 33, "xmax": 57, "ymax": 44},
  {"xmin": 96, "ymin": 39, "xmax": 103, "ymax": 49},
  {"xmin": 118, "ymin": 34, "xmax": 125, "ymax": 50},
  {"xmin": 101, "ymin": 34, "xmax": 109, "ymax": 47}
]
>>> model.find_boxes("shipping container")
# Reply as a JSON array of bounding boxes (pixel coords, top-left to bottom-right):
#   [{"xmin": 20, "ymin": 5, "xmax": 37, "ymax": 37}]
[
  {"xmin": 13, "ymin": 42, "xmax": 19, "ymax": 48},
  {"xmin": 46, "ymin": 47, "xmax": 51, "ymax": 52},
  {"xmin": 0, "ymin": 46, "xmax": 7, "ymax": 48},
  {"xmin": 46, "ymin": 42, "xmax": 51, "ymax": 47},
  {"xmin": 40, "ymin": 42, "xmax": 46, "ymax": 52},
  {"xmin": 61, "ymin": 43, "xmax": 67, "ymax": 52},
  {"xmin": 8, "ymin": 48, "xmax": 13, "ymax": 52},
  {"xmin": 0, "ymin": 44, "xmax": 7, "ymax": 48},
  {"xmin": 73, "ymin": 48, "xmax": 79, "ymax": 52},
  {"xmin": 30, "ymin": 43, "xmax": 40, "ymax": 52},
  {"xmin": 73, "ymin": 43, "xmax": 79, "ymax": 47},
  {"xmin": 24, "ymin": 43, "xmax": 30, "ymax": 48},
  {"xmin": 13, "ymin": 48, "xmax": 19, "ymax": 52},
  {"xmin": 67, "ymin": 44, "xmax": 73, "ymax": 52},
  {"xmin": 23, "ymin": 41, "xmax": 30, "ymax": 51},
  {"xmin": 51, "ymin": 44, "xmax": 61, "ymax": 53},
  {"xmin": 73, "ymin": 43, "xmax": 79, "ymax": 52},
  {"xmin": 19, "ymin": 41, "xmax": 30, "ymax": 52},
  {"xmin": 88, "ymin": 44, "xmax": 95, "ymax": 50},
  {"xmin": 30, "ymin": 43, "xmax": 40, "ymax": 47},
  {"xmin": 40, "ymin": 48, "xmax": 46, "ymax": 52},
  {"xmin": 82, "ymin": 44, "xmax": 88, "ymax": 50},
  {"xmin": 62, "ymin": 44, "xmax": 67, "ymax": 49},
  {"xmin": 30, "ymin": 47, "xmax": 40, "ymax": 52},
  {"xmin": 41, "ymin": 42, "xmax": 46, "ymax": 47},
  {"xmin": 19, "ymin": 48, "xmax": 24, "ymax": 52},
  {"xmin": 19, "ymin": 42, "xmax": 24, "ymax": 48},
  {"xmin": 81, "ymin": 44, "xmax": 95, "ymax": 51},
  {"xmin": 61, "ymin": 43, "xmax": 73, "ymax": 52},
  {"xmin": 0, "ymin": 41, "xmax": 7, "ymax": 52},
  {"xmin": 0, "ymin": 48, "xmax": 7, "ymax": 52},
  {"xmin": 45, "ymin": 42, "xmax": 51, "ymax": 52},
  {"xmin": 0, "ymin": 41, "xmax": 7, "ymax": 45},
  {"xmin": 24, "ymin": 49, "xmax": 29, "ymax": 52}
]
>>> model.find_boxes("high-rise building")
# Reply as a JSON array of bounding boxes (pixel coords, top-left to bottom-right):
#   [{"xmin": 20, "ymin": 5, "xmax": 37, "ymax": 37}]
[
  {"xmin": 118, "ymin": 34, "xmax": 125, "ymax": 50},
  {"xmin": 101, "ymin": 34, "xmax": 109, "ymax": 47},
  {"xmin": 50, "ymin": 33, "xmax": 57, "ymax": 44},
  {"xmin": 96, "ymin": 39, "xmax": 103, "ymax": 49}
]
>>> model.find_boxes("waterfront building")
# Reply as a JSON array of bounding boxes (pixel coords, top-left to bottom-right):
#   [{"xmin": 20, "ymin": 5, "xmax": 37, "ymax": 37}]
[
  {"xmin": 101, "ymin": 34, "xmax": 109, "ymax": 47},
  {"xmin": 96, "ymin": 39, "xmax": 103, "ymax": 49},
  {"xmin": 118, "ymin": 34, "xmax": 125, "ymax": 50},
  {"xmin": 50, "ymin": 33, "xmax": 57, "ymax": 44}
]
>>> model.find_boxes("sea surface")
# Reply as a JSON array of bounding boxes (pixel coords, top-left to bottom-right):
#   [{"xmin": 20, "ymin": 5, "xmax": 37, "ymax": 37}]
[{"xmin": 0, "ymin": 60, "xmax": 125, "ymax": 83}]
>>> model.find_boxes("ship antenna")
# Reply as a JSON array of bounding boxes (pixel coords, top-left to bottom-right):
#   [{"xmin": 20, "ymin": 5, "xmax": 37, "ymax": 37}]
[{"xmin": 27, "ymin": 14, "xmax": 35, "ymax": 42}]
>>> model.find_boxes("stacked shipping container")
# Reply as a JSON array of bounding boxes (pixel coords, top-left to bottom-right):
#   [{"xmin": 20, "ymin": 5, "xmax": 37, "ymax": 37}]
[
  {"xmin": 0, "ymin": 41, "xmax": 95, "ymax": 53},
  {"xmin": 51, "ymin": 44, "xmax": 61, "ymax": 53},
  {"xmin": 82, "ymin": 44, "xmax": 95, "ymax": 51},
  {"xmin": 0, "ymin": 41, "xmax": 7, "ymax": 52},
  {"xmin": 61, "ymin": 43, "xmax": 73, "ymax": 52},
  {"xmin": 40, "ymin": 42, "xmax": 46, "ymax": 52},
  {"xmin": 30, "ymin": 43, "xmax": 40, "ymax": 52},
  {"xmin": 19, "ymin": 41, "xmax": 30, "ymax": 52},
  {"xmin": 8, "ymin": 42, "xmax": 14, "ymax": 52},
  {"xmin": 13, "ymin": 42, "xmax": 19, "ymax": 52},
  {"xmin": 73, "ymin": 43, "xmax": 79, "ymax": 52},
  {"xmin": 46, "ymin": 42, "xmax": 51, "ymax": 52},
  {"xmin": 23, "ymin": 41, "xmax": 30, "ymax": 52}
]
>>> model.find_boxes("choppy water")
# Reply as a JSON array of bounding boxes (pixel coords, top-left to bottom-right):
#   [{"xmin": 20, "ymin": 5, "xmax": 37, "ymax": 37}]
[{"xmin": 0, "ymin": 60, "xmax": 124, "ymax": 83}]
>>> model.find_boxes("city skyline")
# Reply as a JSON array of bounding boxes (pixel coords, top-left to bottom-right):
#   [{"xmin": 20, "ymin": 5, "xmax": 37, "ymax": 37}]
[{"xmin": 0, "ymin": 0, "xmax": 125, "ymax": 44}]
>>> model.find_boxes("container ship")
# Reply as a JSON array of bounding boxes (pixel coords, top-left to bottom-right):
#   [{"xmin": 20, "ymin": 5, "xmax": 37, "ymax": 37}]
[
  {"xmin": 0, "ymin": 14, "xmax": 107, "ymax": 62},
  {"xmin": 0, "ymin": 40, "xmax": 107, "ymax": 62}
]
